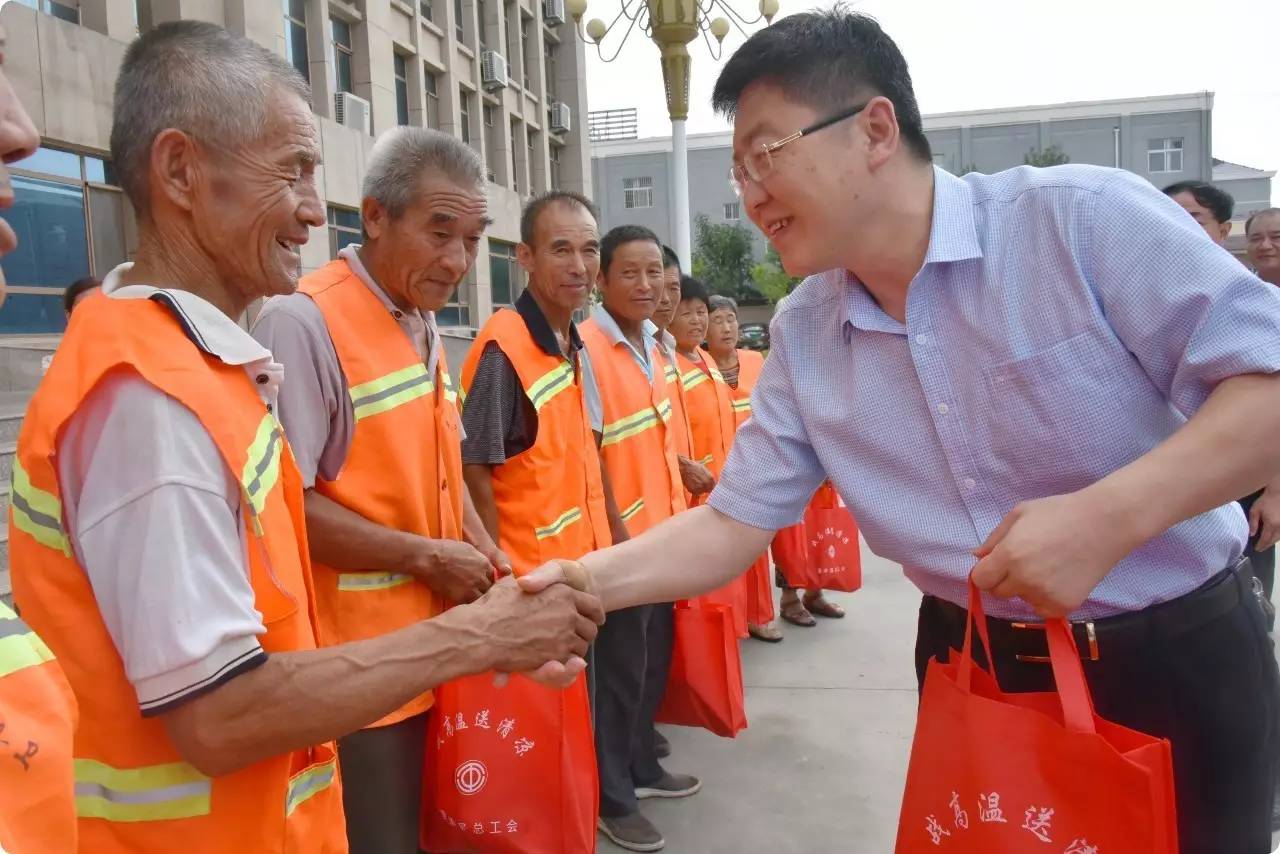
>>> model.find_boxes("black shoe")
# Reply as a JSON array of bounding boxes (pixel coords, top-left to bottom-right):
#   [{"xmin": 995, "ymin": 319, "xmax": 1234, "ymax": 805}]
[
  {"xmin": 635, "ymin": 771, "xmax": 701, "ymax": 800},
  {"xmin": 654, "ymin": 729, "xmax": 671, "ymax": 759},
  {"xmin": 598, "ymin": 812, "xmax": 665, "ymax": 852}
]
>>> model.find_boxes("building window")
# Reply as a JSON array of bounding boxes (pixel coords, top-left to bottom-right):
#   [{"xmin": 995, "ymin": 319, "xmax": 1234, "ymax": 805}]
[
  {"xmin": 439, "ymin": 270, "xmax": 472, "ymax": 326},
  {"xmin": 504, "ymin": 3, "xmax": 517, "ymax": 80},
  {"xmin": 549, "ymin": 144, "xmax": 562, "ymax": 190},
  {"xmin": 477, "ymin": 0, "xmax": 488, "ymax": 49},
  {"xmin": 723, "ymin": 201, "xmax": 740, "ymax": 221},
  {"xmin": 527, "ymin": 129, "xmax": 539, "ymax": 190},
  {"xmin": 623, "ymin": 176, "xmax": 653, "ymax": 209},
  {"xmin": 16, "ymin": 0, "xmax": 79, "ymax": 24},
  {"xmin": 1, "ymin": 146, "xmax": 128, "ymax": 334},
  {"xmin": 283, "ymin": 0, "xmax": 309, "ymax": 82},
  {"xmin": 544, "ymin": 40, "xmax": 556, "ymax": 99},
  {"xmin": 394, "ymin": 53, "xmax": 410, "ymax": 126},
  {"xmin": 511, "ymin": 120, "xmax": 522, "ymax": 194},
  {"xmin": 420, "ymin": 0, "xmax": 433, "ymax": 22},
  {"xmin": 483, "ymin": 104, "xmax": 498, "ymax": 182},
  {"xmin": 489, "ymin": 241, "xmax": 520, "ymax": 306},
  {"xmin": 425, "ymin": 69, "xmax": 441, "ymax": 129},
  {"xmin": 521, "ymin": 17, "xmax": 532, "ymax": 87},
  {"xmin": 331, "ymin": 18, "xmax": 354, "ymax": 95},
  {"xmin": 459, "ymin": 88, "xmax": 472, "ymax": 146},
  {"xmin": 454, "ymin": 0, "xmax": 465, "ymax": 41},
  {"xmin": 328, "ymin": 207, "xmax": 362, "ymax": 258},
  {"xmin": 1147, "ymin": 137, "xmax": 1183, "ymax": 174}
]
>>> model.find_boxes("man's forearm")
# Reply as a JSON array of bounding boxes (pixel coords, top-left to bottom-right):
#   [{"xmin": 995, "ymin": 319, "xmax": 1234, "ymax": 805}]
[
  {"xmin": 303, "ymin": 489, "xmax": 425, "ymax": 575},
  {"xmin": 163, "ymin": 607, "xmax": 494, "ymax": 776},
  {"xmin": 580, "ymin": 504, "xmax": 775, "ymax": 611},
  {"xmin": 463, "ymin": 464, "xmax": 501, "ymax": 544},
  {"xmin": 1090, "ymin": 372, "xmax": 1280, "ymax": 548}
]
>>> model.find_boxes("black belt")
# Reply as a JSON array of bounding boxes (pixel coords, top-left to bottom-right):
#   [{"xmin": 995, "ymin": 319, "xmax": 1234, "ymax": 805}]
[{"xmin": 928, "ymin": 557, "xmax": 1256, "ymax": 664}]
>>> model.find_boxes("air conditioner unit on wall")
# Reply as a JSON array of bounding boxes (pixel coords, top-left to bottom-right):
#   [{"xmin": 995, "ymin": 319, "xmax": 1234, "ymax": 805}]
[
  {"xmin": 481, "ymin": 50, "xmax": 509, "ymax": 91},
  {"xmin": 334, "ymin": 91, "xmax": 372, "ymax": 134},
  {"xmin": 549, "ymin": 101, "xmax": 571, "ymax": 134},
  {"xmin": 543, "ymin": 0, "xmax": 566, "ymax": 26}
]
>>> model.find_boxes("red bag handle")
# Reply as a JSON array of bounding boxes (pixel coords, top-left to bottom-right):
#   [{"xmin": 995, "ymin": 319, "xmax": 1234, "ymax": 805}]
[{"xmin": 957, "ymin": 579, "xmax": 1096, "ymax": 735}]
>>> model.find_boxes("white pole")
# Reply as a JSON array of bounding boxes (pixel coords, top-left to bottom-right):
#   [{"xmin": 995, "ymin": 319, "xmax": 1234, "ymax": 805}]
[{"xmin": 671, "ymin": 118, "xmax": 692, "ymax": 271}]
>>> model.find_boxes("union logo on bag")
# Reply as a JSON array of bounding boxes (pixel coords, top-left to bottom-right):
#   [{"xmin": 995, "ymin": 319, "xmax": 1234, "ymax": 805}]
[
  {"xmin": 919, "ymin": 788, "xmax": 1099, "ymax": 851},
  {"xmin": 432, "ymin": 705, "xmax": 539, "ymax": 839},
  {"xmin": 455, "ymin": 760, "xmax": 488, "ymax": 796},
  {"xmin": 809, "ymin": 525, "xmax": 855, "ymax": 578}
]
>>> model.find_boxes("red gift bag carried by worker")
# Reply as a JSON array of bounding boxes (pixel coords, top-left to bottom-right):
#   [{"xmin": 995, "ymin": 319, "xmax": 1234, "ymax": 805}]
[
  {"xmin": 770, "ymin": 521, "xmax": 810, "ymax": 587},
  {"xmin": 655, "ymin": 601, "xmax": 748, "ymax": 738},
  {"xmin": 421, "ymin": 672, "xmax": 597, "ymax": 854},
  {"xmin": 802, "ymin": 483, "xmax": 862, "ymax": 593},
  {"xmin": 743, "ymin": 552, "xmax": 777, "ymax": 625},
  {"xmin": 895, "ymin": 582, "xmax": 1178, "ymax": 853}
]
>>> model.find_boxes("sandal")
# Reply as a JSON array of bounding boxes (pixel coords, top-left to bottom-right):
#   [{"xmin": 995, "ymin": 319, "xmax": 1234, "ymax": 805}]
[
  {"xmin": 780, "ymin": 599, "xmax": 816, "ymax": 627},
  {"xmin": 803, "ymin": 593, "xmax": 845, "ymax": 619},
  {"xmin": 748, "ymin": 622, "xmax": 784, "ymax": 643}
]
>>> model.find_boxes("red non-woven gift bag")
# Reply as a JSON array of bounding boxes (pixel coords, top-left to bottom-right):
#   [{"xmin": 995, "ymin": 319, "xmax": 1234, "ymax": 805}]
[
  {"xmin": 421, "ymin": 673, "xmax": 597, "ymax": 854},
  {"xmin": 655, "ymin": 601, "xmax": 748, "ymax": 738},
  {"xmin": 895, "ymin": 582, "xmax": 1178, "ymax": 853},
  {"xmin": 801, "ymin": 485, "xmax": 861, "ymax": 593}
]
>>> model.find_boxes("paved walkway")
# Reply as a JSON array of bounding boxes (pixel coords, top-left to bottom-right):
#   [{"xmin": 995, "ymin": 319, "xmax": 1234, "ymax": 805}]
[{"xmin": 606, "ymin": 543, "xmax": 922, "ymax": 854}]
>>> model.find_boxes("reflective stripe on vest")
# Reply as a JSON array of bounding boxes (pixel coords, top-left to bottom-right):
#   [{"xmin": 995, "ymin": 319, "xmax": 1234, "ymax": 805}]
[
  {"xmin": 73, "ymin": 758, "xmax": 212, "ymax": 823},
  {"xmin": 10, "ymin": 458, "xmax": 71, "ymax": 556},
  {"xmin": 242, "ymin": 415, "xmax": 283, "ymax": 525},
  {"xmin": 0, "ymin": 606, "xmax": 55, "ymax": 678},
  {"xmin": 600, "ymin": 405, "xmax": 664, "ymax": 448},
  {"xmin": 619, "ymin": 498, "xmax": 645, "ymax": 523},
  {"xmin": 349, "ymin": 363, "xmax": 433, "ymax": 422},
  {"xmin": 663, "ymin": 363, "xmax": 680, "ymax": 384},
  {"xmin": 336, "ymin": 572, "xmax": 415, "ymax": 592},
  {"xmin": 285, "ymin": 756, "xmax": 338, "ymax": 817},
  {"xmin": 535, "ymin": 507, "xmax": 582, "ymax": 541},
  {"xmin": 698, "ymin": 454, "xmax": 713, "ymax": 467},
  {"xmin": 441, "ymin": 372, "xmax": 459, "ymax": 405},
  {"xmin": 527, "ymin": 363, "xmax": 575, "ymax": 413},
  {"xmin": 681, "ymin": 368, "xmax": 711, "ymax": 392},
  {"xmin": 731, "ymin": 398, "xmax": 751, "ymax": 413}
]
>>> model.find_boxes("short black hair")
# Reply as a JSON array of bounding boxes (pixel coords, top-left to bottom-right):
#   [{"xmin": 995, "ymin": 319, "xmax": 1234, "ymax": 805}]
[
  {"xmin": 661, "ymin": 244, "xmax": 681, "ymax": 272},
  {"xmin": 600, "ymin": 225, "xmax": 662, "ymax": 276},
  {"xmin": 678, "ymin": 275, "xmax": 710, "ymax": 309},
  {"xmin": 712, "ymin": 6, "xmax": 931, "ymax": 163},
  {"xmin": 63, "ymin": 277, "xmax": 100, "ymax": 316},
  {"xmin": 1162, "ymin": 181, "xmax": 1234, "ymax": 224},
  {"xmin": 1246, "ymin": 208, "xmax": 1280, "ymax": 235},
  {"xmin": 520, "ymin": 190, "xmax": 599, "ymax": 246}
]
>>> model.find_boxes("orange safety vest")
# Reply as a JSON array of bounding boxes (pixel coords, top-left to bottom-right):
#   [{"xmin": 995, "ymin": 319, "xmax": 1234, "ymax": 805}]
[
  {"xmin": 730, "ymin": 348, "xmax": 765, "ymax": 429},
  {"xmin": 299, "ymin": 260, "xmax": 464, "ymax": 726},
  {"xmin": 676, "ymin": 349, "xmax": 736, "ymax": 479},
  {"xmin": 0, "ymin": 602, "xmax": 77, "ymax": 853},
  {"xmin": 460, "ymin": 309, "xmax": 610, "ymax": 572},
  {"xmin": 580, "ymin": 318, "xmax": 685, "ymax": 536},
  {"xmin": 10, "ymin": 295, "xmax": 345, "ymax": 854},
  {"xmin": 656, "ymin": 345, "xmax": 694, "ymax": 461}
]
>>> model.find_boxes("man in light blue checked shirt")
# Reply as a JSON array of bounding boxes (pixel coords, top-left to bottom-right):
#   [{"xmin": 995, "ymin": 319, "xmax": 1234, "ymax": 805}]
[{"xmin": 522, "ymin": 9, "xmax": 1280, "ymax": 852}]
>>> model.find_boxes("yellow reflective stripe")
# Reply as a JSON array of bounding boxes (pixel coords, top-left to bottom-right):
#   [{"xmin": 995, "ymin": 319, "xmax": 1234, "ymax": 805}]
[
  {"xmin": 681, "ymin": 369, "xmax": 710, "ymax": 392},
  {"xmin": 0, "ymin": 630, "xmax": 54, "ymax": 679},
  {"xmin": 535, "ymin": 507, "xmax": 582, "ymax": 540},
  {"xmin": 527, "ymin": 363, "xmax": 575, "ymax": 412},
  {"xmin": 663, "ymin": 364, "xmax": 680, "ymax": 383},
  {"xmin": 337, "ymin": 572, "xmax": 415, "ymax": 592},
  {"xmin": 657, "ymin": 398, "xmax": 673, "ymax": 423},
  {"xmin": 286, "ymin": 756, "xmax": 338, "ymax": 816},
  {"xmin": 74, "ymin": 759, "xmax": 211, "ymax": 823},
  {"xmin": 698, "ymin": 454, "xmax": 713, "ymax": 467},
  {"xmin": 10, "ymin": 458, "xmax": 71, "ymax": 556},
  {"xmin": 600, "ymin": 407, "xmax": 661, "ymax": 448},
  {"xmin": 350, "ymin": 363, "xmax": 434, "ymax": 421},
  {"xmin": 441, "ymin": 372, "xmax": 459, "ymax": 405},
  {"xmin": 619, "ymin": 498, "xmax": 645, "ymax": 522},
  {"xmin": 241, "ymin": 415, "xmax": 283, "ymax": 520},
  {"xmin": 731, "ymin": 398, "xmax": 752, "ymax": 412}
]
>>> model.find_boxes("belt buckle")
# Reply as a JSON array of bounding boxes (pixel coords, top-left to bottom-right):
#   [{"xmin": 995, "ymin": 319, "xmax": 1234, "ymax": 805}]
[{"xmin": 1011, "ymin": 621, "xmax": 1099, "ymax": 664}]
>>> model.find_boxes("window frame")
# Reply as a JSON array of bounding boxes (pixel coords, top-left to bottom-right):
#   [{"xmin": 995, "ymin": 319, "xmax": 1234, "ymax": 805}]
[
  {"xmin": 283, "ymin": 0, "xmax": 310, "ymax": 82},
  {"xmin": 623, "ymin": 176, "xmax": 654, "ymax": 209},
  {"xmin": 327, "ymin": 206, "xmax": 363, "ymax": 259},
  {"xmin": 393, "ymin": 52, "xmax": 410, "ymax": 126},
  {"xmin": 723, "ymin": 201, "xmax": 741, "ymax": 221},
  {"xmin": 331, "ymin": 17, "xmax": 355, "ymax": 96},
  {"xmin": 1146, "ymin": 137, "xmax": 1184, "ymax": 174}
]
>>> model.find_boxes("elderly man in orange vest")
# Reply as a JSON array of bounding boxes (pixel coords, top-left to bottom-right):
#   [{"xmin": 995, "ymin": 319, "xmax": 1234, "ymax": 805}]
[
  {"xmin": 581, "ymin": 225, "xmax": 702, "ymax": 852},
  {"xmin": 252, "ymin": 127, "xmax": 540, "ymax": 850},
  {"xmin": 11, "ymin": 23, "xmax": 601, "ymax": 854}
]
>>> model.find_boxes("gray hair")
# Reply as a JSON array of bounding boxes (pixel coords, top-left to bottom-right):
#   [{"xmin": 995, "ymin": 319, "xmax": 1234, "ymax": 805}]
[
  {"xmin": 363, "ymin": 127, "xmax": 485, "ymax": 218},
  {"xmin": 111, "ymin": 21, "xmax": 312, "ymax": 215},
  {"xmin": 708, "ymin": 295, "xmax": 739, "ymax": 315},
  {"xmin": 1246, "ymin": 208, "xmax": 1280, "ymax": 235}
]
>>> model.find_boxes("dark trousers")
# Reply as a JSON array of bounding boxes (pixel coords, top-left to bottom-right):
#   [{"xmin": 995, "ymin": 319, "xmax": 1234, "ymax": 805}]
[
  {"xmin": 594, "ymin": 602, "xmax": 674, "ymax": 817},
  {"xmin": 1240, "ymin": 489, "xmax": 1276, "ymax": 602},
  {"xmin": 915, "ymin": 565, "xmax": 1280, "ymax": 854},
  {"xmin": 337, "ymin": 711, "xmax": 428, "ymax": 854}
]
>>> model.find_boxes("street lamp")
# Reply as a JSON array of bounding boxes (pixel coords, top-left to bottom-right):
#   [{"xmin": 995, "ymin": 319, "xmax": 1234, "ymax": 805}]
[{"xmin": 568, "ymin": 0, "xmax": 779, "ymax": 269}]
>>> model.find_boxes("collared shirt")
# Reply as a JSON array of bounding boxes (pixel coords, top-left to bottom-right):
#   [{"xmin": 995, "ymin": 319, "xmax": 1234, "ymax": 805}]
[
  {"xmin": 709, "ymin": 165, "xmax": 1280, "ymax": 621},
  {"xmin": 250, "ymin": 244, "xmax": 442, "ymax": 486},
  {"xmin": 57, "ymin": 263, "xmax": 275, "ymax": 714},
  {"xmin": 461, "ymin": 289, "xmax": 602, "ymax": 464},
  {"xmin": 589, "ymin": 304, "xmax": 659, "ymax": 382}
]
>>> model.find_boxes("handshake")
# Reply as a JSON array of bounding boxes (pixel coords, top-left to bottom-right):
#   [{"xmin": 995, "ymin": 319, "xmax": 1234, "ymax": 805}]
[{"xmin": 463, "ymin": 560, "xmax": 603, "ymax": 688}]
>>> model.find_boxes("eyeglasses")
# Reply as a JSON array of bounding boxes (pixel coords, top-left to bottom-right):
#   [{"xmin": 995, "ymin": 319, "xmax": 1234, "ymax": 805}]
[{"xmin": 728, "ymin": 102, "xmax": 869, "ymax": 197}]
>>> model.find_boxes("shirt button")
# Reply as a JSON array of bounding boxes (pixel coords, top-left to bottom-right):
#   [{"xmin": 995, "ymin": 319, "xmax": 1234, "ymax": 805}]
[
  {"xmin": 936, "ymin": 403, "xmax": 950, "ymax": 415},
  {"xmin": 916, "ymin": 334, "xmax": 930, "ymax": 346},
  {"xmin": 256, "ymin": 374, "xmax": 269, "ymax": 385},
  {"xmin": 963, "ymin": 477, "xmax": 976, "ymax": 491},
  {"xmin": 393, "ymin": 310, "xmax": 404, "ymax": 319}
]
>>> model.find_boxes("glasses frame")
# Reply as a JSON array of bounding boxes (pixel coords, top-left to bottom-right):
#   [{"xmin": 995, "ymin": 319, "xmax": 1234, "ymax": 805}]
[{"xmin": 729, "ymin": 102, "xmax": 870, "ymax": 197}]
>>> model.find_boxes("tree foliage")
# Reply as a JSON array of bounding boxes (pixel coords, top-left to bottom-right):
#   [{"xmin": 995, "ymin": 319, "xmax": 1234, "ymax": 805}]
[
  {"xmin": 1024, "ymin": 144, "xmax": 1070, "ymax": 167},
  {"xmin": 750, "ymin": 245, "xmax": 800, "ymax": 305},
  {"xmin": 691, "ymin": 214, "xmax": 757, "ymax": 299}
]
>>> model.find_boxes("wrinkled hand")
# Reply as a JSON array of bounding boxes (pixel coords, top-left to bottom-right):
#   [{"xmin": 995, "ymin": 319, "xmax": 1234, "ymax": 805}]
[
  {"xmin": 518, "ymin": 559, "xmax": 597, "ymax": 598},
  {"xmin": 476, "ymin": 575, "xmax": 604, "ymax": 678},
  {"xmin": 970, "ymin": 492, "xmax": 1134, "ymax": 617},
  {"xmin": 678, "ymin": 456, "xmax": 716, "ymax": 496},
  {"xmin": 1250, "ymin": 487, "xmax": 1280, "ymax": 551},
  {"xmin": 414, "ymin": 539, "xmax": 495, "ymax": 604},
  {"xmin": 477, "ymin": 540, "xmax": 514, "ymax": 578}
]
